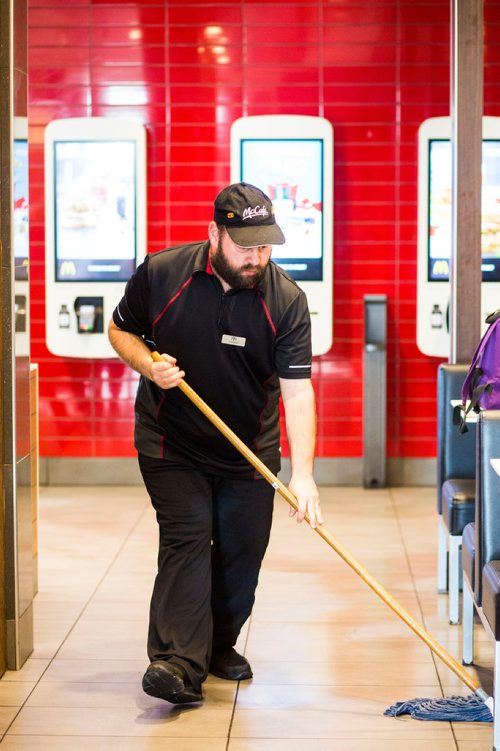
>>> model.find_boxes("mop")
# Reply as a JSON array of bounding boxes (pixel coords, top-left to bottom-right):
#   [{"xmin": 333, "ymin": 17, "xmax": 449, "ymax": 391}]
[{"xmin": 151, "ymin": 351, "xmax": 494, "ymax": 723}]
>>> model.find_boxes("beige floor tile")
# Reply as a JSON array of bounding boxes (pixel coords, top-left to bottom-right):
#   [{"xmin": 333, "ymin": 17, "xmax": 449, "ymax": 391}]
[
  {"xmin": 0, "ymin": 681, "xmax": 35, "ymax": 706},
  {"xmin": 0, "ymin": 707, "xmax": 22, "ymax": 734},
  {"xmin": 2, "ymin": 659, "xmax": 50, "ymax": 683},
  {"xmin": 40, "ymin": 658, "xmax": 146, "ymax": 684},
  {"xmin": 248, "ymin": 658, "xmax": 441, "ymax": 687},
  {"xmin": 39, "ymin": 658, "xmax": 233, "ymax": 687},
  {"xmin": 25, "ymin": 680, "xmax": 236, "ymax": 709},
  {"xmin": 452, "ymin": 719, "xmax": 494, "ymax": 742},
  {"xmin": 231, "ymin": 706, "xmax": 454, "ymax": 741},
  {"xmin": 251, "ymin": 587, "xmax": 421, "ymax": 623},
  {"xmin": 77, "ymin": 600, "xmax": 150, "ymax": 621},
  {"xmin": 228, "ymin": 740, "xmax": 459, "ymax": 751},
  {"xmin": 436, "ymin": 653, "xmax": 494, "ymax": 688},
  {"xmin": 0, "ymin": 738, "xmax": 227, "ymax": 751},
  {"xmin": 245, "ymin": 620, "xmax": 436, "ymax": 663},
  {"xmin": 54, "ymin": 620, "xmax": 146, "ymax": 661},
  {"xmin": 7, "ymin": 705, "xmax": 233, "ymax": 738}
]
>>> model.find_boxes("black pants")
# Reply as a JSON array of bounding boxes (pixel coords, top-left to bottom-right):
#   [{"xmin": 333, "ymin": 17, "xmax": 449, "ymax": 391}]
[{"xmin": 138, "ymin": 453, "xmax": 275, "ymax": 691}]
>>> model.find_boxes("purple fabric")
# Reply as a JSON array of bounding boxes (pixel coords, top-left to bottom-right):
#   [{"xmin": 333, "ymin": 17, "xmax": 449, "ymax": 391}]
[{"xmin": 462, "ymin": 315, "xmax": 500, "ymax": 410}]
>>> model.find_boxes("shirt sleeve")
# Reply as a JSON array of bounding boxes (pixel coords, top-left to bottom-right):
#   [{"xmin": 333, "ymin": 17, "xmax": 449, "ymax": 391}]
[
  {"xmin": 274, "ymin": 289, "xmax": 313, "ymax": 379},
  {"xmin": 112, "ymin": 255, "xmax": 153, "ymax": 338}
]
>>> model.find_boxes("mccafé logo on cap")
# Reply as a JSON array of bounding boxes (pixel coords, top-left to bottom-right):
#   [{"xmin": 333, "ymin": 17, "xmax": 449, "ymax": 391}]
[{"xmin": 242, "ymin": 205, "xmax": 269, "ymax": 221}]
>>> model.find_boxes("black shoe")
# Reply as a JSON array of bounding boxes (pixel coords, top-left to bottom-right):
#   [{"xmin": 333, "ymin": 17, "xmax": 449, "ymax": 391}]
[
  {"xmin": 209, "ymin": 648, "xmax": 253, "ymax": 681},
  {"xmin": 142, "ymin": 660, "xmax": 202, "ymax": 704}
]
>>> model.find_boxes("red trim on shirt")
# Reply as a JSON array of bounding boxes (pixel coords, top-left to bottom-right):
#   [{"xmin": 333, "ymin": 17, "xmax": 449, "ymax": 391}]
[
  {"xmin": 152, "ymin": 277, "xmax": 193, "ymax": 329},
  {"xmin": 259, "ymin": 296, "xmax": 277, "ymax": 336}
]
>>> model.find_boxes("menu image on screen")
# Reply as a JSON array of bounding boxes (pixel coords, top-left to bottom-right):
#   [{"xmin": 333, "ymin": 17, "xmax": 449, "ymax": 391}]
[
  {"xmin": 54, "ymin": 140, "xmax": 137, "ymax": 282},
  {"xmin": 240, "ymin": 139, "xmax": 324, "ymax": 281},
  {"xmin": 14, "ymin": 139, "xmax": 29, "ymax": 281},
  {"xmin": 428, "ymin": 139, "xmax": 500, "ymax": 282}
]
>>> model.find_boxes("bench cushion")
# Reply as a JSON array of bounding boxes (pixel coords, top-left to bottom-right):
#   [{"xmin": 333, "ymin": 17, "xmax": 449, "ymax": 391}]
[
  {"xmin": 441, "ymin": 478, "xmax": 476, "ymax": 535},
  {"xmin": 482, "ymin": 561, "xmax": 500, "ymax": 640}
]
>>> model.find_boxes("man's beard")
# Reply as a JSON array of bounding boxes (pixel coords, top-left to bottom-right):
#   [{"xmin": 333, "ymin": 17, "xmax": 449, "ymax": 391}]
[{"xmin": 211, "ymin": 237, "xmax": 268, "ymax": 289}]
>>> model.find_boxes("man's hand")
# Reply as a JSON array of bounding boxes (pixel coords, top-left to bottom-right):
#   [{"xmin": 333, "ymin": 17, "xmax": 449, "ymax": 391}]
[
  {"xmin": 150, "ymin": 353, "xmax": 185, "ymax": 390},
  {"xmin": 287, "ymin": 473, "xmax": 323, "ymax": 529}
]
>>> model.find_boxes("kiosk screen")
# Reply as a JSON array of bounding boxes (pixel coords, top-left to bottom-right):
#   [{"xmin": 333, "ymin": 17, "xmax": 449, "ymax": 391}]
[
  {"xmin": 240, "ymin": 138, "xmax": 324, "ymax": 281},
  {"xmin": 428, "ymin": 138, "xmax": 500, "ymax": 282},
  {"xmin": 14, "ymin": 138, "xmax": 29, "ymax": 281},
  {"xmin": 54, "ymin": 140, "xmax": 137, "ymax": 282}
]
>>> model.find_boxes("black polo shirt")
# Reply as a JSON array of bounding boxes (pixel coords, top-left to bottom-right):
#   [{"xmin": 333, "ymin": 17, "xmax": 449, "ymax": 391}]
[{"xmin": 113, "ymin": 241, "xmax": 312, "ymax": 477}]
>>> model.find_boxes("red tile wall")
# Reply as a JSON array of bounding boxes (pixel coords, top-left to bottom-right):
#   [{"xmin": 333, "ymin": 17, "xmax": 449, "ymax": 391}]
[{"xmin": 27, "ymin": 0, "xmax": 500, "ymax": 460}]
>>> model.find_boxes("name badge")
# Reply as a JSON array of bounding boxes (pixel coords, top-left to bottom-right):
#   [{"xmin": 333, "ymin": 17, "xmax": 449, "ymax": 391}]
[{"xmin": 221, "ymin": 334, "xmax": 246, "ymax": 348}]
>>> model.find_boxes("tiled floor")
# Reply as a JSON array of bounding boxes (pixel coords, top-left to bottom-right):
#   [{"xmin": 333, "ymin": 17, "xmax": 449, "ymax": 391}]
[{"xmin": 0, "ymin": 484, "xmax": 494, "ymax": 749}]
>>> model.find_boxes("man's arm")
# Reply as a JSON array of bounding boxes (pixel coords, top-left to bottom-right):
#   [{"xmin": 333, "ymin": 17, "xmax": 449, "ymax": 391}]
[
  {"xmin": 108, "ymin": 319, "xmax": 184, "ymax": 390},
  {"xmin": 279, "ymin": 377, "xmax": 322, "ymax": 528}
]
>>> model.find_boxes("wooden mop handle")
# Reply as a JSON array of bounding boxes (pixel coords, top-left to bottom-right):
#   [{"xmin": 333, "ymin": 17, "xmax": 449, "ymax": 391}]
[{"xmin": 151, "ymin": 351, "xmax": 480, "ymax": 693}]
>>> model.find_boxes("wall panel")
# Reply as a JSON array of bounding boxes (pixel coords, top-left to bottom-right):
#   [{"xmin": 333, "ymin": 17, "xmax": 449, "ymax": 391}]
[{"xmin": 27, "ymin": 0, "xmax": 500, "ymax": 462}]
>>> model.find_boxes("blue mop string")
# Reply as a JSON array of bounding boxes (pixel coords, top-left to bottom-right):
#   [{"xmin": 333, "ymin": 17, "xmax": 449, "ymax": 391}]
[{"xmin": 384, "ymin": 694, "xmax": 493, "ymax": 722}]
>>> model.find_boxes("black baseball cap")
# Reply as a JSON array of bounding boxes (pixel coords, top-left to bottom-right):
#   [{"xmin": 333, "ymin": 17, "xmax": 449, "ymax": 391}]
[{"xmin": 213, "ymin": 182, "xmax": 286, "ymax": 247}]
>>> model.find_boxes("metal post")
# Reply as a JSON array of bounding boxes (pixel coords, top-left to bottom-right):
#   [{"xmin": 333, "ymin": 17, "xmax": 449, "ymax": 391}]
[{"xmin": 363, "ymin": 295, "xmax": 387, "ymax": 488}]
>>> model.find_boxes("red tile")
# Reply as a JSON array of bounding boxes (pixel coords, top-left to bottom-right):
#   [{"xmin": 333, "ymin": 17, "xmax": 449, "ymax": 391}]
[
  {"xmin": 323, "ymin": 43, "xmax": 397, "ymax": 66},
  {"xmin": 40, "ymin": 438, "xmax": 94, "ymax": 457},
  {"xmin": 40, "ymin": 418, "xmax": 92, "ymax": 438},
  {"xmin": 246, "ymin": 45, "xmax": 320, "ymax": 66},
  {"xmin": 92, "ymin": 439, "xmax": 136, "ymax": 457},
  {"xmin": 29, "ymin": 7, "xmax": 89, "ymax": 27},
  {"xmin": 90, "ymin": 46, "xmax": 166, "ymax": 66},
  {"xmin": 93, "ymin": 420, "xmax": 134, "ymax": 439},
  {"xmin": 169, "ymin": 25, "xmax": 243, "ymax": 46},
  {"xmin": 91, "ymin": 6, "xmax": 166, "ymax": 27},
  {"xmin": 94, "ymin": 401, "xmax": 135, "ymax": 420},
  {"xmin": 29, "ymin": 45, "xmax": 90, "ymax": 66},
  {"xmin": 400, "ymin": 63, "xmax": 449, "ymax": 85},
  {"xmin": 91, "ymin": 84, "xmax": 167, "ymax": 107},
  {"xmin": 324, "ymin": 5, "xmax": 397, "ymax": 25},
  {"xmin": 325, "ymin": 84, "xmax": 396, "ymax": 105},
  {"xmin": 245, "ymin": 5, "xmax": 319, "ymax": 26},
  {"xmin": 245, "ymin": 25, "xmax": 317, "ymax": 46},
  {"xmin": 91, "ymin": 25, "xmax": 167, "ymax": 46},
  {"xmin": 29, "ymin": 26, "xmax": 91, "ymax": 46},
  {"xmin": 168, "ymin": 7, "xmax": 242, "ymax": 25},
  {"xmin": 29, "ymin": 0, "xmax": 86, "ymax": 5},
  {"xmin": 29, "ymin": 83, "xmax": 90, "ymax": 107},
  {"xmin": 170, "ymin": 85, "xmax": 242, "ymax": 105},
  {"xmin": 91, "ymin": 66, "xmax": 166, "ymax": 86},
  {"xmin": 29, "ymin": 66, "xmax": 91, "ymax": 87},
  {"xmin": 169, "ymin": 63, "xmax": 244, "ymax": 86},
  {"xmin": 400, "ymin": 3, "xmax": 449, "ymax": 24},
  {"xmin": 170, "ymin": 104, "xmax": 242, "ymax": 125}
]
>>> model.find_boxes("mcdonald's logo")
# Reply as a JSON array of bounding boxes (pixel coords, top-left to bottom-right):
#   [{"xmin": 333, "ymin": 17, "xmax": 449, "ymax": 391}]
[
  {"xmin": 432, "ymin": 259, "xmax": 449, "ymax": 277},
  {"xmin": 59, "ymin": 261, "xmax": 76, "ymax": 277}
]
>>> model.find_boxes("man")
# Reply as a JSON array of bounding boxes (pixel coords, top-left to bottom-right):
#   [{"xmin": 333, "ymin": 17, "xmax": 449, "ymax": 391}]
[{"xmin": 108, "ymin": 182, "xmax": 322, "ymax": 705}]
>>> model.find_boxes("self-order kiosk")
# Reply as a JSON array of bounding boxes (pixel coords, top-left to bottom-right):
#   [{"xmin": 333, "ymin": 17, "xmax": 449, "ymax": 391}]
[
  {"xmin": 230, "ymin": 115, "xmax": 334, "ymax": 356},
  {"xmin": 44, "ymin": 117, "xmax": 146, "ymax": 358},
  {"xmin": 417, "ymin": 116, "xmax": 500, "ymax": 358}
]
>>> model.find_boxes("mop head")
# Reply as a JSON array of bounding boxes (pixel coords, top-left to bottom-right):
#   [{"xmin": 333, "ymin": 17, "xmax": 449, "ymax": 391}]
[{"xmin": 384, "ymin": 694, "xmax": 493, "ymax": 722}]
